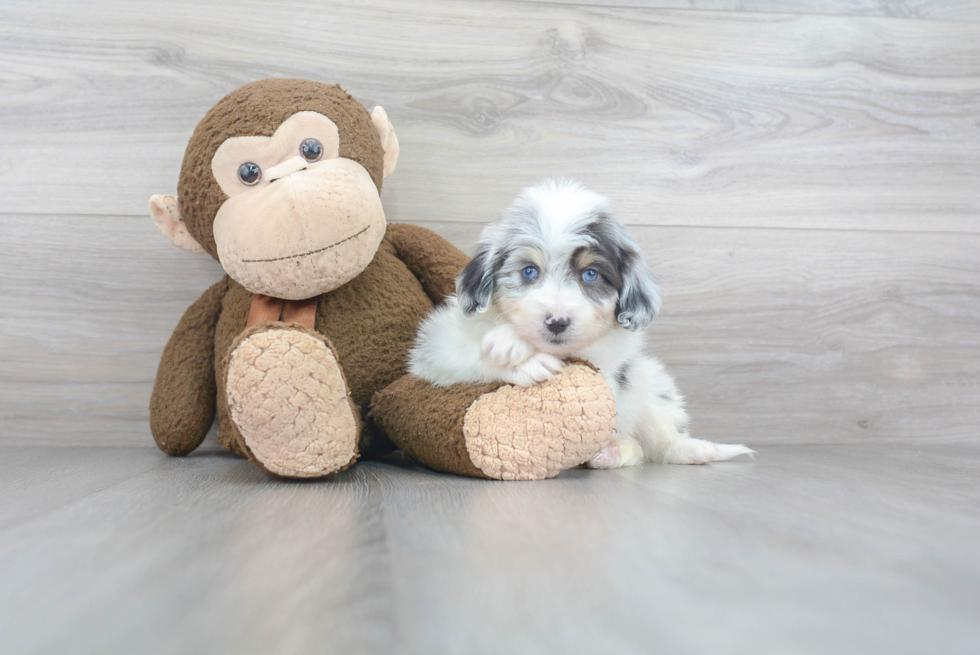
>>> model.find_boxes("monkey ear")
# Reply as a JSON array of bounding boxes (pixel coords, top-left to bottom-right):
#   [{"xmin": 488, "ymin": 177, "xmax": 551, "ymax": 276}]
[
  {"xmin": 148, "ymin": 194, "xmax": 207, "ymax": 255},
  {"xmin": 370, "ymin": 106, "xmax": 400, "ymax": 179}
]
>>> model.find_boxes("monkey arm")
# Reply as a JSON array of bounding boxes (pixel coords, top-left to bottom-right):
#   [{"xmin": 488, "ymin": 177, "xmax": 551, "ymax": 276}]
[
  {"xmin": 370, "ymin": 362, "xmax": 616, "ymax": 480},
  {"xmin": 150, "ymin": 278, "xmax": 229, "ymax": 456},
  {"xmin": 385, "ymin": 223, "xmax": 470, "ymax": 305}
]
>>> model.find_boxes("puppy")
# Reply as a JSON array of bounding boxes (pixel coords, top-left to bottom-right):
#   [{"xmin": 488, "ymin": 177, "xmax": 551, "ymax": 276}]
[{"xmin": 408, "ymin": 178, "xmax": 752, "ymax": 467}]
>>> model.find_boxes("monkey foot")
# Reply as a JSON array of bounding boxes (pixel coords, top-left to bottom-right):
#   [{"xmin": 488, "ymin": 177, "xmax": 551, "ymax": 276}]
[
  {"xmin": 461, "ymin": 363, "xmax": 617, "ymax": 480},
  {"xmin": 226, "ymin": 323, "xmax": 359, "ymax": 478}
]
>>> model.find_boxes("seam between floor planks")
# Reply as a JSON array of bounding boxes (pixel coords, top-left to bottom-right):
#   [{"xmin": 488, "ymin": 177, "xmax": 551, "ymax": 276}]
[
  {"xmin": 516, "ymin": 0, "xmax": 980, "ymax": 22},
  {"xmin": 5, "ymin": 211, "xmax": 980, "ymax": 236}
]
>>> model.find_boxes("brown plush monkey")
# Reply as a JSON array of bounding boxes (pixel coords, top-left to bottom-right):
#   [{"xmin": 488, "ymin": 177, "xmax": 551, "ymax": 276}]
[{"xmin": 148, "ymin": 78, "xmax": 615, "ymax": 480}]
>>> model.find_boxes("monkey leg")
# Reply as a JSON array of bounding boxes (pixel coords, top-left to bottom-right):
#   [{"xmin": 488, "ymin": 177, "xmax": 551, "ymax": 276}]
[
  {"xmin": 224, "ymin": 322, "xmax": 361, "ymax": 478},
  {"xmin": 370, "ymin": 363, "xmax": 616, "ymax": 481}
]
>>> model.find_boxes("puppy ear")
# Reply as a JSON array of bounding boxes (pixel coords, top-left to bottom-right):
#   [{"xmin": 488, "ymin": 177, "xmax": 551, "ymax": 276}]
[
  {"xmin": 615, "ymin": 234, "xmax": 662, "ymax": 331},
  {"xmin": 456, "ymin": 243, "xmax": 495, "ymax": 315}
]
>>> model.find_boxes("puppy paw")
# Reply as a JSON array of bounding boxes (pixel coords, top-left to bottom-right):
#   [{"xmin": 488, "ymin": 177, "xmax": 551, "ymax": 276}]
[
  {"xmin": 481, "ymin": 324, "xmax": 534, "ymax": 367},
  {"xmin": 501, "ymin": 352, "xmax": 565, "ymax": 387},
  {"xmin": 588, "ymin": 442, "xmax": 621, "ymax": 469},
  {"xmin": 588, "ymin": 438, "xmax": 645, "ymax": 469}
]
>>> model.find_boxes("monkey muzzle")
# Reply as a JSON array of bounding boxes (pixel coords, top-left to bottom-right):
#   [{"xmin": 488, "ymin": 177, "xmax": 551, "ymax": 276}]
[{"xmin": 213, "ymin": 158, "xmax": 387, "ymax": 300}]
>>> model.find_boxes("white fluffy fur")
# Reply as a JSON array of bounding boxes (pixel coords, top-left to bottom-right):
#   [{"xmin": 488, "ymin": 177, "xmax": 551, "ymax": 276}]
[{"xmin": 408, "ymin": 178, "xmax": 753, "ymax": 468}]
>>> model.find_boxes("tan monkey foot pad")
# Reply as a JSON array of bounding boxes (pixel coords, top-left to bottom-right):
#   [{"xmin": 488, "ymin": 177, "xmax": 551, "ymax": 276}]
[
  {"xmin": 463, "ymin": 364, "xmax": 617, "ymax": 481},
  {"xmin": 226, "ymin": 325, "xmax": 358, "ymax": 478}
]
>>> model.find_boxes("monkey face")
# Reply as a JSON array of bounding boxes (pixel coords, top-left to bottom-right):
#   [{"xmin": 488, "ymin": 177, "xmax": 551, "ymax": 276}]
[
  {"xmin": 149, "ymin": 79, "xmax": 400, "ymax": 301},
  {"xmin": 209, "ymin": 111, "xmax": 386, "ymax": 299}
]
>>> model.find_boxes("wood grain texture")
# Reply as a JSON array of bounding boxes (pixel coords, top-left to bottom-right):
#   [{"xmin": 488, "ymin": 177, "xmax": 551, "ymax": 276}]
[
  {"xmin": 0, "ymin": 2, "xmax": 977, "ymax": 449},
  {"xmin": 1, "ymin": 443, "xmax": 978, "ymax": 654},
  {"xmin": 2, "ymin": 215, "xmax": 977, "ymax": 446},
  {"xmin": 521, "ymin": 1, "xmax": 980, "ymax": 22},
  {"xmin": 0, "ymin": 0, "xmax": 978, "ymax": 232}
]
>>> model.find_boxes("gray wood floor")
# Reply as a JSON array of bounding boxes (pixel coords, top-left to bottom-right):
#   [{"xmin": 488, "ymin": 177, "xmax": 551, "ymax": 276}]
[
  {"xmin": 2, "ymin": 1, "xmax": 979, "ymax": 652},
  {"xmin": 1, "ymin": 442, "xmax": 978, "ymax": 655}
]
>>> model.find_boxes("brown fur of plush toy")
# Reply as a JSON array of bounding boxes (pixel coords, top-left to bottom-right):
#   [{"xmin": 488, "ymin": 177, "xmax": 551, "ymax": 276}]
[{"xmin": 148, "ymin": 79, "xmax": 616, "ymax": 480}]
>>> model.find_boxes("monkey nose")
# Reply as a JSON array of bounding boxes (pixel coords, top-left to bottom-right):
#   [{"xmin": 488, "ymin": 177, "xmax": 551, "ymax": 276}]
[
  {"xmin": 545, "ymin": 315, "xmax": 571, "ymax": 334},
  {"xmin": 266, "ymin": 156, "xmax": 308, "ymax": 183}
]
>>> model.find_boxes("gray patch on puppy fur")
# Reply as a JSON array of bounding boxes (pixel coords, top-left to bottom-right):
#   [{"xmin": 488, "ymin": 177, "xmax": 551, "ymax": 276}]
[
  {"xmin": 578, "ymin": 211, "xmax": 662, "ymax": 332},
  {"xmin": 570, "ymin": 245, "xmax": 618, "ymax": 303},
  {"xmin": 614, "ymin": 362, "xmax": 631, "ymax": 390},
  {"xmin": 456, "ymin": 243, "xmax": 495, "ymax": 314}
]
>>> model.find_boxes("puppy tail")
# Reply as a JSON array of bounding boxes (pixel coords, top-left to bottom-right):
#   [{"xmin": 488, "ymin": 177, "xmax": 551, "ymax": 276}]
[{"xmin": 662, "ymin": 438, "xmax": 754, "ymax": 465}]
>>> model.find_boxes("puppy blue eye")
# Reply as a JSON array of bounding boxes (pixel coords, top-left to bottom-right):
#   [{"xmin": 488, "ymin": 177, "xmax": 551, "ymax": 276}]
[
  {"xmin": 582, "ymin": 268, "xmax": 599, "ymax": 283},
  {"xmin": 522, "ymin": 266, "xmax": 539, "ymax": 281}
]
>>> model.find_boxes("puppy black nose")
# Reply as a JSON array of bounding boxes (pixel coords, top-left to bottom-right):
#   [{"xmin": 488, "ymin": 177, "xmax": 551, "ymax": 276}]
[{"xmin": 545, "ymin": 316, "xmax": 570, "ymax": 334}]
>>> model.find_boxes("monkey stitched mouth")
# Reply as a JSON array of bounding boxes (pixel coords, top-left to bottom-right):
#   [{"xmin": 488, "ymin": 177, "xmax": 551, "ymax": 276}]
[{"xmin": 241, "ymin": 225, "xmax": 370, "ymax": 263}]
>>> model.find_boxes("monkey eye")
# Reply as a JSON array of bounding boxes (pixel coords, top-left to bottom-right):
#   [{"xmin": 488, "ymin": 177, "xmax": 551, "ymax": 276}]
[
  {"xmin": 522, "ymin": 266, "xmax": 539, "ymax": 281},
  {"xmin": 300, "ymin": 138, "xmax": 323, "ymax": 162},
  {"xmin": 237, "ymin": 162, "xmax": 262, "ymax": 186},
  {"xmin": 582, "ymin": 268, "xmax": 599, "ymax": 283}
]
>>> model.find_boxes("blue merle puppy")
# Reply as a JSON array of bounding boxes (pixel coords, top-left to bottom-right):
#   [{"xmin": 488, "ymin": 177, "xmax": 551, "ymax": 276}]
[{"xmin": 409, "ymin": 178, "xmax": 752, "ymax": 467}]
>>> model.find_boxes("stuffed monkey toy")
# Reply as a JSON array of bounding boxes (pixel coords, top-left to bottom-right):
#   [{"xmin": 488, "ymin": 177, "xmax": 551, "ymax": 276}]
[{"xmin": 148, "ymin": 78, "xmax": 615, "ymax": 480}]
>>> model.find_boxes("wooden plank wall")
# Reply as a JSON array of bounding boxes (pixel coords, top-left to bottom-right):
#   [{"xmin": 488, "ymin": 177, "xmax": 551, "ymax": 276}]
[{"xmin": 1, "ymin": 0, "xmax": 978, "ymax": 446}]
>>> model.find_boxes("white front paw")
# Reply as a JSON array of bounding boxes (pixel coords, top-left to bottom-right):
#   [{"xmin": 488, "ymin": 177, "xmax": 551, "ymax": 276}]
[
  {"xmin": 482, "ymin": 324, "xmax": 534, "ymax": 367},
  {"xmin": 501, "ymin": 353, "xmax": 565, "ymax": 387}
]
